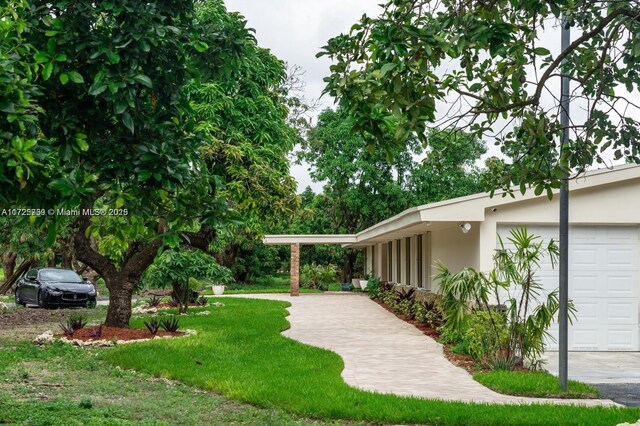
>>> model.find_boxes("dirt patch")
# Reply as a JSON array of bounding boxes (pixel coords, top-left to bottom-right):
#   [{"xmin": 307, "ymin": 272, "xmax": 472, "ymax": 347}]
[
  {"xmin": 59, "ymin": 325, "xmax": 185, "ymax": 342},
  {"xmin": 0, "ymin": 307, "xmax": 103, "ymax": 340}
]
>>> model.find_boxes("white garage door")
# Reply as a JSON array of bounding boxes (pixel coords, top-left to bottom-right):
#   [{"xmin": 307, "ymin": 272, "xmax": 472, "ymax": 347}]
[{"xmin": 497, "ymin": 225, "xmax": 639, "ymax": 351}]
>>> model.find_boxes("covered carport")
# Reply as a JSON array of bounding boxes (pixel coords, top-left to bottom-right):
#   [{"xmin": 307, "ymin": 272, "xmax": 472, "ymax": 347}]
[{"xmin": 262, "ymin": 235, "xmax": 357, "ymax": 296}]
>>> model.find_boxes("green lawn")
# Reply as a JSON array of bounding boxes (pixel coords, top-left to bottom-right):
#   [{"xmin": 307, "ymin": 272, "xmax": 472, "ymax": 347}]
[
  {"xmin": 474, "ymin": 371, "xmax": 600, "ymax": 399},
  {"xmin": 202, "ymin": 274, "xmax": 324, "ymax": 295},
  {"xmin": 102, "ymin": 298, "xmax": 640, "ymax": 425},
  {"xmin": 0, "ymin": 335, "xmax": 341, "ymax": 425}
]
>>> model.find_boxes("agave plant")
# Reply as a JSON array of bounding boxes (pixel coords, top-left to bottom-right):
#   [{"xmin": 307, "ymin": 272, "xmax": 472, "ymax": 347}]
[
  {"xmin": 160, "ymin": 316, "xmax": 180, "ymax": 332},
  {"xmin": 59, "ymin": 315, "xmax": 87, "ymax": 337},
  {"xmin": 144, "ymin": 318, "xmax": 161, "ymax": 335},
  {"xmin": 148, "ymin": 296, "xmax": 162, "ymax": 307},
  {"xmin": 89, "ymin": 325, "xmax": 103, "ymax": 339}
]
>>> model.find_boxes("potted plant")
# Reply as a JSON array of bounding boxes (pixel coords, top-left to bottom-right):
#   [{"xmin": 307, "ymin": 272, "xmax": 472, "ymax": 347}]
[
  {"xmin": 209, "ymin": 264, "xmax": 234, "ymax": 296},
  {"xmin": 351, "ymin": 273, "xmax": 361, "ymax": 289},
  {"xmin": 360, "ymin": 273, "xmax": 372, "ymax": 290}
]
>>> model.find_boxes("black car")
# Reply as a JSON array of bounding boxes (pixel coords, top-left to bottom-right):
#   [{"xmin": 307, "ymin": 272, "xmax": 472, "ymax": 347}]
[{"xmin": 15, "ymin": 268, "xmax": 97, "ymax": 308}]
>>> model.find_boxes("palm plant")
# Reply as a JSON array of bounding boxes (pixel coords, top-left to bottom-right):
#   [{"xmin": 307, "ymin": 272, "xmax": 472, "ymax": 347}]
[{"xmin": 435, "ymin": 227, "xmax": 576, "ymax": 368}]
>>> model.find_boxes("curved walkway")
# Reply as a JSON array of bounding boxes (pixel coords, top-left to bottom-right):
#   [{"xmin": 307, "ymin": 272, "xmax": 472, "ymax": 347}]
[{"xmin": 226, "ymin": 293, "xmax": 617, "ymax": 406}]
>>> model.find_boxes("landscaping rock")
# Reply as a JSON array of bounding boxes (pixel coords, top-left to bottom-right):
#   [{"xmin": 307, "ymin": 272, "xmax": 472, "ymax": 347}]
[
  {"xmin": 132, "ymin": 306, "xmax": 157, "ymax": 314},
  {"xmin": 33, "ymin": 330, "xmax": 55, "ymax": 345},
  {"xmin": 616, "ymin": 420, "xmax": 640, "ymax": 426},
  {"xmin": 196, "ymin": 311, "xmax": 211, "ymax": 316},
  {"xmin": 0, "ymin": 302, "xmax": 7, "ymax": 312}
]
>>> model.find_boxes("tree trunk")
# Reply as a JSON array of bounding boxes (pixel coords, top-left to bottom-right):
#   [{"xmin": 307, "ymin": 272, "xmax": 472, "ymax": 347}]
[
  {"xmin": 2, "ymin": 251, "xmax": 17, "ymax": 281},
  {"xmin": 105, "ymin": 280, "xmax": 135, "ymax": 328},
  {"xmin": 343, "ymin": 250, "xmax": 357, "ymax": 282}
]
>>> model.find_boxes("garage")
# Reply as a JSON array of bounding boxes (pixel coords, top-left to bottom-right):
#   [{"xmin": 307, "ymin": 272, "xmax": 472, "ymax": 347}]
[{"xmin": 497, "ymin": 225, "xmax": 640, "ymax": 351}]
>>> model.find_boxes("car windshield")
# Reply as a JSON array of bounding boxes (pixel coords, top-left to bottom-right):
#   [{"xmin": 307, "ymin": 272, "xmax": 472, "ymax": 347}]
[{"xmin": 39, "ymin": 269, "xmax": 84, "ymax": 283}]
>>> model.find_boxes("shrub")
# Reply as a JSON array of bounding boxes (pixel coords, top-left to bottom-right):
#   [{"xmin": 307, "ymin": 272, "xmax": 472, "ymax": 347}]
[
  {"xmin": 366, "ymin": 277, "xmax": 382, "ymax": 299},
  {"xmin": 488, "ymin": 350, "xmax": 517, "ymax": 371},
  {"xmin": 450, "ymin": 339, "xmax": 470, "ymax": 355},
  {"xmin": 414, "ymin": 299, "xmax": 445, "ymax": 328},
  {"xmin": 301, "ymin": 263, "xmax": 337, "ymax": 291},
  {"xmin": 434, "ymin": 227, "xmax": 577, "ymax": 368},
  {"xmin": 161, "ymin": 316, "xmax": 180, "ymax": 332},
  {"xmin": 464, "ymin": 310, "xmax": 509, "ymax": 362},
  {"xmin": 196, "ymin": 296, "xmax": 208, "ymax": 306},
  {"xmin": 145, "ymin": 318, "xmax": 161, "ymax": 335}
]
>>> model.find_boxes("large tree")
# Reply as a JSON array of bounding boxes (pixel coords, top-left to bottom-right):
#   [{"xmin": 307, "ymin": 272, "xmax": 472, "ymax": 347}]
[
  {"xmin": 320, "ymin": 0, "xmax": 640, "ymax": 195},
  {"xmin": 1, "ymin": 0, "xmax": 290, "ymax": 327},
  {"xmin": 296, "ymin": 108, "xmax": 486, "ymax": 279}
]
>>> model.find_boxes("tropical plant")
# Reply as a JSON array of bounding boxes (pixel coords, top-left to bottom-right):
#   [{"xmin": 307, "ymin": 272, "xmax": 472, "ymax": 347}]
[
  {"xmin": 301, "ymin": 263, "xmax": 337, "ymax": 291},
  {"xmin": 89, "ymin": 325, "xmax": 103, "ymax": 339},
  {"xmin": 160, "ymin": 316, "xmax": 180, "ymax": 333},
  {"xmin": 366, "ymin": 277, "xmax": 382, "ymax": 299},
  {"xmin": 144, "ymin": 318, "xmax": 161, "ymax": 335},
  {"xmin": 148, "ymin": 296, "xmax": 162, "ymax": 308},
  {"xmin": 59, "ymin": 315, "xmax": 87, "ymax": 337},
  {"xmin": 196, "ymin": 296, "xmax": 209, "ymax": 307},
  {"xmin": 464, "ymin": 310, "xmax": 509, "ymax": 362},
  {"xmin": 142, "ymin": 249, "xmax": 230, "ymax": 313},
  {"xmin": 435, "ymin": 227, "xmax": 576, "ymax": 368}
]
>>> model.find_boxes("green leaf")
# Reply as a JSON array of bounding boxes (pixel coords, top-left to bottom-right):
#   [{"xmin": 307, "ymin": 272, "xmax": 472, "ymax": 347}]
[
  {"xmin": 106, "ymin": 51, "xmax": 120, "ymax": 64},
  {"xmin": 138, "ymin": 171, "xmax": 152, "ymax": 181},
  {"xmin": 114, "ymin": 101, "xmax": 127, "ymax": 114},
  {"xmin": 59, "ymin": 73, "xmax": 69, "ymax": 85},
  {"xmin": 68, "ymin": 71, "xmax": 85, "ymax": 83},
  {"xmin": 115, "ymin": 197, "xmax": 125, "ymax": 208},
  {"xmin": 88, "ymin": 83, "xmax": 108, "ymax": 96},
  {"xmin": 42, "ymin": 62, "xmax": 54, "ymax": 81},
  {"xmin": 34, "ymin": 52, "xmax": 50, "ymax": 63},
  {"xmin": 76, "ymin": 138, "xmax": 89, "ymax": 152},
  {"xmin": 533, "ymin": 47, "xmax": 551, "ymax": 56},
  {"xmin": 133, "ymin": 74, "xmax": 153, "ymax": 88},
  {"xmin": 380, "ymin": 63, "xmax": 397, "ymax": 76},
  {"xmin": 122, "ymin": 112, "xmax": 134, "ymax": 133}
]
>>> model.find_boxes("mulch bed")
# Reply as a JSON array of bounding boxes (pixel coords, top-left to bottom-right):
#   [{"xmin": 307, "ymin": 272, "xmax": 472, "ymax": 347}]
[
  {"xmin": 59, "ymin": 325, "xmax": 185, "ymax": 342},
  {"xmin": 374, "ymin": 299, "xmax": 487, "ymax": 373}
]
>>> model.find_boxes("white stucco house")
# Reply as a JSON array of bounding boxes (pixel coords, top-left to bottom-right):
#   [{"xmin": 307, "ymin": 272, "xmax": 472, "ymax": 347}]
[{"xmin": 266, "ymin": 164, "xmax": 640, "ymax": 352}]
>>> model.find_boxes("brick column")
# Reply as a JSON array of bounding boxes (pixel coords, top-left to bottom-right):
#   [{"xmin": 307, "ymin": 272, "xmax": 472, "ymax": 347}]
[{"xmin": 290, "ymin": 243, "xmax": 300, "ymax": 296}]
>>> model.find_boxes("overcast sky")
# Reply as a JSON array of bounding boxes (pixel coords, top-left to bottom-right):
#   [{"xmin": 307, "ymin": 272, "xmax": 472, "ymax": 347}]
[{"xmin": 225, "ymin": 1, "xmax": 382, "ymax": 192}]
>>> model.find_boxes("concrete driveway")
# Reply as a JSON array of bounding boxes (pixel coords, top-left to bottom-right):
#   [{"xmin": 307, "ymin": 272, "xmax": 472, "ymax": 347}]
[
  {"xmin": 544, "ymin": 352, "xmax": 640, "ymax": 406},
  {"xmin": 225, "ymin": 293, "xmax": 616, "ymax": 406}
]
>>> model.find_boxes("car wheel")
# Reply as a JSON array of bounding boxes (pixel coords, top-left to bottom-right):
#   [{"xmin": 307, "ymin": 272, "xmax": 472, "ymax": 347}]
[
  {"xmin": 37, "ymin": 291, "xmax": 47, "ymax": 309},
  {"xmin": 14, "ymin": 290, "xmax": 26, "ymax": 307}
]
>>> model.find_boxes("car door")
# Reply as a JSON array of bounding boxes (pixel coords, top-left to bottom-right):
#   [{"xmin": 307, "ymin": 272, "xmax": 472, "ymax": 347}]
[{"xmin": 21, "ymin": 269, "xmax": 39, "ymax": 303}]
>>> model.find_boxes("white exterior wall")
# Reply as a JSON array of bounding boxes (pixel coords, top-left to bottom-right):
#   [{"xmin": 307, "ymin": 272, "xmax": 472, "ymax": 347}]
[
  {"xmin": 479, "ymin": 180, "xmax": 640, "ymax": 272},
  {"xmin": 430, "ymin": 224, "xmax": 480, "ymax": 291}
]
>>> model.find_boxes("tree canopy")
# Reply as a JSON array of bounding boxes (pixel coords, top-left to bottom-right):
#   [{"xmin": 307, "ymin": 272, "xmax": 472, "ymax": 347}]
[{"xmin": 320, "ymin": 0, "xmax": 640, "ymax": 195}]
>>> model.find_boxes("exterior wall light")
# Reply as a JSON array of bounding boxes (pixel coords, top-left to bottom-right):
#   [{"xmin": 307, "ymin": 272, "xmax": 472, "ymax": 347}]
[{"xmin": 459, "ymin": 222, "xmax": 471, "ymax": 234}]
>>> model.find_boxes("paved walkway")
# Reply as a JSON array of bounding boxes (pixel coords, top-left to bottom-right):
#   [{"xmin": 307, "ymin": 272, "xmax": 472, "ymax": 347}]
[{"xmin": 226, "ymin": 293, "xmax": 617, "ymax": 406}]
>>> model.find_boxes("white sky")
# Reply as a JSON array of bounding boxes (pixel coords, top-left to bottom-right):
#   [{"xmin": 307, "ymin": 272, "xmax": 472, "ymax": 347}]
[{"xmin": 225, "ymin": 1, "xmax": 383, "ymax": 193}]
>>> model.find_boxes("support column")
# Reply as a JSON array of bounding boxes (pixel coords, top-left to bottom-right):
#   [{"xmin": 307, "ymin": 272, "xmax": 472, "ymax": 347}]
[{"xmin": 290, "ymin": 243, "xmax": 300, "ymax": 296}]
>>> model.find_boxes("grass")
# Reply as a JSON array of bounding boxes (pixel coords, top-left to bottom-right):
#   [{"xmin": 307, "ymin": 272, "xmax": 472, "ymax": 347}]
[
  {"xmin": 201, "ymin": 274, "xmax": 323, "ymax": 295},
  {"xmin": 102, "ymin": 298, "xmax": 640, "ymax": 426},
  {"xmin": 0, "ymin": 336, "xmax": 343, "ymax": 425},
  {"xmin": 473, "ymin": 371, "xmax": 601, "ymax": 399}
]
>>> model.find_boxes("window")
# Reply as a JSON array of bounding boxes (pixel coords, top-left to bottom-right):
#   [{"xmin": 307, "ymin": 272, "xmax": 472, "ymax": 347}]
[
  {"xmin": 396, "ymin": 239, "xmax": 401, "ymax": 283},
  {"xmin": 371, "ymin": 245, "xmax": 376, "ymax": 276},
  {"xmin": 417, "ymin": 234, "xmax": 423, "ymax": 288},
  {"xmin": 387, "ymin": 242, "xmax": 393, "ymax": 282},
  {"xmin": 406, "ymin": 237, "xmax": 411, "ymax": 286}
]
